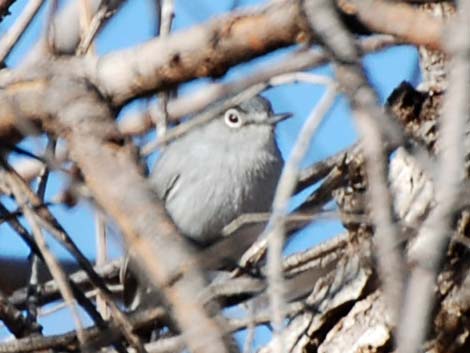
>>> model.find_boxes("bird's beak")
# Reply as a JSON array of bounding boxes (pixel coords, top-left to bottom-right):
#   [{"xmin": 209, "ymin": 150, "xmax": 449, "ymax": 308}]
[{"xmin": 267, "ymin": 112, "xmax": 293, "ymax": 125}]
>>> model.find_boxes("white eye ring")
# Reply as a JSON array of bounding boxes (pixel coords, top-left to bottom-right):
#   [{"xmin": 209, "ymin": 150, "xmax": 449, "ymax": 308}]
[{"xmin": 224, "ymin": 109, "xmax": 243, "ymax": 129}]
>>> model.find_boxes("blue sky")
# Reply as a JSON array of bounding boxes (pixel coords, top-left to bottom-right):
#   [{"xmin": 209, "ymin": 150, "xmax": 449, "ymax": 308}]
[{"xmin": 0, "ymin": 0, "xmax": 418, "ymax": 347}]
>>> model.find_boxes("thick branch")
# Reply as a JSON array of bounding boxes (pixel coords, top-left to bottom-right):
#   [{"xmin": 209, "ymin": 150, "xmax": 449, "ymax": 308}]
[
  {"xmin": 44, "ymin": 81, "xmax": 230, "ymax": 353},
  {"xmin": 89, "ymin": 0, "xmax": 444, "ymax": 107},
  {"xmin": 346, "ymin": 0, "xmax": 444, "ymax": 50},
  {"xmin": 91, "ymin": 1, "xmax": 306, "ymax": 106}
]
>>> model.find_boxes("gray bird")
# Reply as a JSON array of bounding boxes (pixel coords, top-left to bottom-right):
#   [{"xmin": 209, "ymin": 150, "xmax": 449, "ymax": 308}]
[
  {"xmin": 151, "ymin": 95, "xmax": 290, "ymax": 245},
  {"xmin": 122, "ymin": 95, "xmax": 291, "ymax": 308}
]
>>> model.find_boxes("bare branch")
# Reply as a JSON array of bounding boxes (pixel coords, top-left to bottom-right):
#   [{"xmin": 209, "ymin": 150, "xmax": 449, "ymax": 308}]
[
  {"xmin": 153, "ymin": 0, "xmax": 175, "ymax": 144},
  {"xmin": 164, "ymin": 34, "xmax": 398, "ymax": 120},
  {"xmin": 0, "ymin": 0, "xmax": 46, "ymax": 63},
  {"xmin": 266, "ymin": 81, "xmax": 337, "ymax": 352},
  {"xmin": 4, "ymin": 167, "xmax": 88, "ymax": 348},
  {"xmin": 0, "ymin": 289, "xmax": 40, "ymax": 338},
  {"xmin": 26, "ymin": 0, "xmax": 127, "ymax": 60},
  {"xmin": 77, "ymin": 1, "xmax": 120, "ymax": 56},
  {"xmin": 95, "ymin": 212, "xmax": 109, "ymax": 319},
  {"xmin": 9, "ymin": 259, "xmax": 121, "ymax": 310},
  {"xmin": 141, "ymin": 83, "xmax": 266, "ymax": 154},
  {"xmin": 345, "ymin": 0, "xmax": 444, "ymax": 50},
  {"xmin": 89, "ymin": 1, "xmax": 440, "ymax": 108}
]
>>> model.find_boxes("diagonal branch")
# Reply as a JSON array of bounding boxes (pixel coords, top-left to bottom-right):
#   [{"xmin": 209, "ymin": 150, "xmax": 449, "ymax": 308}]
[
  {"xmin": 88, "ymin": 1, "xmax": 444, "ymax": 107},
  {"xmin": 4, "ymin": 167, "xmax": 88, "ymax": 348},
  {"xmin": 266, "ymin": 82, "xmax": 337, "ymax": 352},
  {"xmin": 0, "ymin": 0, "xmax": 46, "ymax": 63},
  {"xmin": 48, "ymin": 84, "xmax": 230, "ymax": 353}
]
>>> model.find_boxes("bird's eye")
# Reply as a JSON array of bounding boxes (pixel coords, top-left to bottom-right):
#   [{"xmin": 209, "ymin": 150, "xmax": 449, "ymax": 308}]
[{"xmin": 224, "ymin": 109, "xmax": 243, "ymax": 128}]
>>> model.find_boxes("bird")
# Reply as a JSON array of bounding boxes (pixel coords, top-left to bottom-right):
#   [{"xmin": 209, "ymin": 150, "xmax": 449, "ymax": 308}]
[
  {"xmin": 151, "ymin": 95, "xmax": 291, "ymax": 245},
  {"xmin": 122, "ymin": 94, "xmax": 291, "ymax": 309}
]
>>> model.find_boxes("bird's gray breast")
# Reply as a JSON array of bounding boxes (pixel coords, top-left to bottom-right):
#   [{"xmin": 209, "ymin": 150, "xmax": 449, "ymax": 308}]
[{"xmin": 150, "ymin": 134, "xmax": 283, "ymax": 244}]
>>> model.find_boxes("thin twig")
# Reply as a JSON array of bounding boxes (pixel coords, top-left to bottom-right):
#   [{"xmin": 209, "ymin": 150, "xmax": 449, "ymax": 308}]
[
  {"xmin": 0, "ymin": 288, "xmax": 40, "ymax": 338},
  {"xmin": 143, "ymin": 72, "xmax": 334, "ymax": 154},
  {"xmin": 120, "ymin": 302, "xmax": 307, "ymax": 353},
  {"xmin": 10, "ymin": 259, "xmax": 122, "ymax": 309},
  {"xmin": 154, "ymin": 0, "xmax": 175, "ymax": 144},
  {"xmin": 9, "ymin": 145, "xmax": 68, "ymax": 184},
  {"xmin": 5, "ymin": 173, "xmax": 87, "ymax": 348},
  {"xmin": 78, "ymin": 0, "xmax": 94, "ymax": 55},
  {"xmin": 114, "ymin": 35, "xmax": 397, "ymax": 136},
  {"xmin": 266, "ymin": 82, "xmax": 337, "ymax": 352},
  {"xmin": 4, "ymin": 160, "xmax": 146, "ymax": 352},
  {"xmin": 0, "ymin": 174, "xmax": 128, "ymax": 353},
  {"xmin": 141, "ymin": 83, "xmax": 266, "ymax": 154},
  {"xmin": 242, "ymin": 302, "xmax": 256, "ymax": 353},
  {"xmin": 77, "ymin": 2, "xmax": 117, "ymax": 55},
  {"xmin": 239, "ymin": 73, "xmax": 337, "ymax": 269},
  {"xmin": 33, "ymin": 210, "xmax": 147, "ymax": 352},
  {"xmin": 0, "ymin": 0, "xmax": 46, "ymax": 62},
  {"xmin": 0, "ymin": 306, "xmax": 166, "ymax": 353},
  {"xmin": 158, "ymin": 35, "xmax": 397, "ymax": 121},
  {"xmin": 27, "ymin": 138, "xmax": 55, "ymax": 326},
  {"xmin": 35, "ymin": 139, "xmax": 55, "ymax": 199},
  {"xmin": 26, "ymin": 255, "xmax": 40, "ymax": 323},
  {"xmin": 95, "ymin": 212, "xmax": 109, "ymax": 319},
  {"xmin": 158, "ymin": 0, "xmax": 174, "ymax": 36}
]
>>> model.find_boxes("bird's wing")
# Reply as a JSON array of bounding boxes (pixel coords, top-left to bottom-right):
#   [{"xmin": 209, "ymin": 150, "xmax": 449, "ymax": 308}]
[{"xmin": 150, "ymin": 147, "xmax": 184, "ymax": 203}]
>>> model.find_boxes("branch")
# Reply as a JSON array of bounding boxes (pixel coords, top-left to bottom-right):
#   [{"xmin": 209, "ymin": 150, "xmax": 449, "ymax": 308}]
[
  {"xmin": 89, "ymin": 1, "xmax": 443, "ymax": 107},
  {"xmin": 47, "ymin": 84, "xmax": 230, "ymax": 353},
  {"xmin": 265, "ymin": 81, "xmax": 337, "ymax": 351},
  {"xmin": 91, "ymin": 1, "xmax": 307, "ymax": 106},
  {"xmin": 0, "ymin": 307, "xmax": 165, "ymax": 353},
  {"xmin": 4, "ymin": 166, "xmax": 88, "ymax": 348},
  {"xmin": 0, "ymin": 230, "xmax": 360, "ymax": 353},
  {"xmin": 0, "ymin": 0, "xmax": 46, "ymax": 63},
  {"xmin": 9, "ymin": 260, "xmax": 121, "ymax": 309},
  {"xmin": 26, "ymin": 0, "xmax": 128, "ymax": 60},
  {"xmin": 0, "ymin": 289, "xmax": 40, "ymax": 338},
  {"xmin": 345, "ymin": 0, "xmax": 444, "ymax": 50}
]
